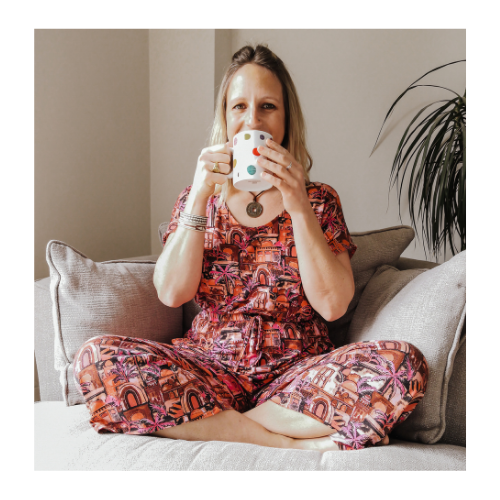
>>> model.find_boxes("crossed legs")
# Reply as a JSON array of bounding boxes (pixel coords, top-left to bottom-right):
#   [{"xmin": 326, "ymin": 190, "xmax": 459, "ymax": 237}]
[
  {"xmin": 245, "ymin": 401, "xmax": 343, "ymax": 451},
  {"xmin": 153, "ymin": 401, "xmax": 342, "ymax": 451},
  {"xmin": 75, "ymin": 336, "xmax": 422, "ymax": 451},
  {"xmin": 155, "ymin": 340, "xmax": 429, "ymax": 452},
  {"xmin": 153, "ymin": 401, "xmax": 389, "ymax": 451}
]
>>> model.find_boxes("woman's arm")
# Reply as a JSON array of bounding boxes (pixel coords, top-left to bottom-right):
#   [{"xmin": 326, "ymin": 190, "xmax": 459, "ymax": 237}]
[
  {"xmin": 153, "ymin": 191, "xmax": 210, "ymax": 308},
  {"xmin": 154, "ymin": 142, "xmax": 233, "ymax": 307},
  {"xmin": 256, "ymin": 139, "xmax": 355, "ymax": 322},
  {"xmin": 290, "ymin": 205, "xmax": 355, "ymax": 322}
]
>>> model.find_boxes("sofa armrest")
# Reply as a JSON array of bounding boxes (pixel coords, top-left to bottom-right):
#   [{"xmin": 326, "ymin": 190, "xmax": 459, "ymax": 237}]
[
  {"xmin": 439, "ymin": 329, "xmax": 466, "ymax": 447},
  {"xmin": 35, "ymin": 277, "xmax": 63, "ymax": 402},
  {"xmin": 34, "ymin": 354, "xmax": 40, "ymax": 402}
]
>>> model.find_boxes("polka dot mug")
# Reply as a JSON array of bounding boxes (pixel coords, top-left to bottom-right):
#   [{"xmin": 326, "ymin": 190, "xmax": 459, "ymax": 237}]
[{"xmin": 228, "ymin": 130, "xmax": 274, "ymax": 191}]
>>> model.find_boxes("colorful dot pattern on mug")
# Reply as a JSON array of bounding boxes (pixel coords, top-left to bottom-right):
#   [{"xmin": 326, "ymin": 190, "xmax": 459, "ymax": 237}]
[
  {"xmin": 247, "ymin": 165, "xmax": 256, "ymax": 175},
  {"xmin": 253, "ymin": 148, "xmax": 260, "ymax": 156},
  {"xmin": 260, "ymin": 134, "xmax": 265, "ymax": 140},
  {"xmin": 244, "ymin": 133, "xmax": 251, "ymax": 140},
  {"xmin": 234, "ymin": 137, "xmax": 237, "ymax": 145}
]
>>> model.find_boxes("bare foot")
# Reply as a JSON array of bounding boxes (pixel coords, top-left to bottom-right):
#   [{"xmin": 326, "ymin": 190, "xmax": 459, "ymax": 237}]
[
  {"xmin": 374, "ymin": 435, "xmax": 390, "ymax": 446},
  {"xmin": 290, "ymin": 435, "xmax": 340, "ymax": 453},
  {"xmin": 290, "ymin": 434, "xmax": 389, "ymax": 452}
]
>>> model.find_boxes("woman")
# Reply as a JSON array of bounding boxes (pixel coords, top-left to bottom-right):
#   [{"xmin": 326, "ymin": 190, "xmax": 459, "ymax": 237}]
[{"xmin": 74, "ymin": 45, "xmax": 428, "ymax": 452}]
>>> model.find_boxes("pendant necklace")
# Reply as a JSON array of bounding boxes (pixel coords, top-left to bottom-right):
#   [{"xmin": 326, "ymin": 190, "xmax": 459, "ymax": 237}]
[{"xmin": 246, "ymin": 190, "xmax": 267, "ymax": 218}]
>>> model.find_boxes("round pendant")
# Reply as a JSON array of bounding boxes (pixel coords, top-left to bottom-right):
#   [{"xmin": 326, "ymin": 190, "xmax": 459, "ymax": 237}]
[{"xmin": 246, "ymin": 201, "xmax": 263, "ymax": 218}]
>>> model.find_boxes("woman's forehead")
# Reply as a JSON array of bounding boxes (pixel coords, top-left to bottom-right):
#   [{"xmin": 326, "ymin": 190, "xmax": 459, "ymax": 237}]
[{"xmin": 227, "ymin": 64, "xmax": 283, "ymax": 101}]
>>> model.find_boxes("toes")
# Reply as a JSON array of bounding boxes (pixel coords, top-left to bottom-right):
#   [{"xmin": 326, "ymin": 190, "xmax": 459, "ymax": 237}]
[
  {"xmin": 373, "ymin": 435, "xmax": 390, "ymax": 447},
  {"xmin": 292, "ymin": 436, "xmax": 340, "ymax": 452}
]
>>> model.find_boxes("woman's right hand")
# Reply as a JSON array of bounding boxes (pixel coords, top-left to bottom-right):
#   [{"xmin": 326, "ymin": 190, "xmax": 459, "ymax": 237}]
[{"xmin": 191, "ymin": 141, "xmax": 233, "ymax": 199}]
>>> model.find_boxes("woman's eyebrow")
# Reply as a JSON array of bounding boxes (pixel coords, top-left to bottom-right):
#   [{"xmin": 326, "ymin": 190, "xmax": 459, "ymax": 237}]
[
  {"xmin": 227, "ymin": 95, "xmax": 281, "ymax": 106},
  {"xmin": 229, "ymin": 95, "xmax": 280, "ymax": 101},
  {"xmin": 227, "ymin": 95, "xmax": 245, "ymax": 104}
]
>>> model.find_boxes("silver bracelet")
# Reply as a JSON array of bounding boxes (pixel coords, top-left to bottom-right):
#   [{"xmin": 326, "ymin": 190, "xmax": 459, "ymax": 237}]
[
  {"xmin": 180, "ymin": 210, "xmax": 207, "ymax": 220},
  {"xmin": 180, "ymin": 214, "xmax": 207, "ymax": 223},
  {"xmin": 179, "ymin": 211, "xmax": 208, "ymax": 226},
  {"xmin": 178, "ymin": 220, "xmax": 206, "ymax": 233}
]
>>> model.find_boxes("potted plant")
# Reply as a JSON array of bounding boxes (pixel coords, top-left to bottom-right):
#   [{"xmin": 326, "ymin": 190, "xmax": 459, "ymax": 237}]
[{"xmin": 371, "ymin": 60, "xmax": 465, "ymax": 260}]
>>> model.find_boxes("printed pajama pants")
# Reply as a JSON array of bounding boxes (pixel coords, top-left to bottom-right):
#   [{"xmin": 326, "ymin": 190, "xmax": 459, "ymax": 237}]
[{"xmin": 74, "ymin": 335, "xmax": 428, "ymax": 451}]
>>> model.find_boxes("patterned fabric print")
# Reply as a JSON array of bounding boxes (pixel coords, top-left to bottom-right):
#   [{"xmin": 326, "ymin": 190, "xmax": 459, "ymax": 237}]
[
  {"xmin": 162, "ymin": 182, "xmax": 358, "ymax": 389},
  {"xmin": 74, "ymin": 183, "xmax": 430, "ymax": 445},
  {"xmin": 73, "ymin": 335, "xmax": 253, "ymax": 434},
  {"xmin": 254, "ymin": 340, "xmax": 429, "ymax": 450}
]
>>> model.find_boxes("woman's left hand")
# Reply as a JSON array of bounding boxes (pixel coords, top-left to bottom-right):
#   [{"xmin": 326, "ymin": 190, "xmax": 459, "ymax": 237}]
[{"xmin": 257, "ymin": 139, "xmax": 310, "ymax": 217}]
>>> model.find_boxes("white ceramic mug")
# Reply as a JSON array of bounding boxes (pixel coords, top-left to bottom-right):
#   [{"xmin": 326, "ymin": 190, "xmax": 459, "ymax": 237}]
[{"xmin": 227, "ymin": 130, "xmax": 273, "ymax": 191}]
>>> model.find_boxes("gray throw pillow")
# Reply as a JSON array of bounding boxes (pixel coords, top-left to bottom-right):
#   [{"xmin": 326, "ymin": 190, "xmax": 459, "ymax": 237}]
[
  {"xmin": 46, "ymin": 240, "xmax": 183, "ymax": 406},
  {"xmin": 327, "ymin": 226, "xmax": 416, "ymax": 346},
  {"xmin": 347, "ymin": 251, "xmax": 466, "ymax": 444}
]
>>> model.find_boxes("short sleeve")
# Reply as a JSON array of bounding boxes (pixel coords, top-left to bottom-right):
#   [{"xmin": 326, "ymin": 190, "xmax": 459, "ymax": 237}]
[
  {"xmin": 319, "ymin": 184, "xmax": 357, "ymax": 259},
  {"xmin": 162, "ymin": 185, "xmax": 193, "ymax": 246}
]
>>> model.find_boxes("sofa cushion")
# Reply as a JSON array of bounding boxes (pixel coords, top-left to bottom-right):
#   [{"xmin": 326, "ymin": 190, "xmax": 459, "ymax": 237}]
[
  {"xmin": 440, "ymin": 336, "xmax": 466, "ymax": 447},
  {"xmin": 35, "ymin": 401, "xmax": 465, "ymax": 471},
  {"xmin": 46, "ymin": 240, "xmax": 184, "ymax": 406},
  {"xmin": 347, "ymin": 251, "xmax": 466, "ymax": 444},
  {"xmin": 159, "ymin": 224, "xmax": 417, "ymax": 345}
]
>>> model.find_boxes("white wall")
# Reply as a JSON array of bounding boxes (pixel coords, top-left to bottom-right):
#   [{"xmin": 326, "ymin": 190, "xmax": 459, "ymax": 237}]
[
  {"xmin": 35, "ymin": 29, "xmax": 151, "ymax": 280},
  {"xmin": 149, "ymin": 30, "xmax": 217, "ymax": 255},
  {"xmin": 231, "ymin": 30, "xmax": 466, "ymax": 262},
  {"xmin": 36, "ymin": 29, "xmax": 466, "ymax": 275},
  {"xmin": 214, "ymin": 30, "xmax": 233, "ymax": 108}
]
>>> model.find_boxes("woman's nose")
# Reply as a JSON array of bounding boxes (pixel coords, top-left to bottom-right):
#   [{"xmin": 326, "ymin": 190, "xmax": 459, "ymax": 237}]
[{"xmin": 245, "ymin": 106, "xmax": 261, "ymax": 128}]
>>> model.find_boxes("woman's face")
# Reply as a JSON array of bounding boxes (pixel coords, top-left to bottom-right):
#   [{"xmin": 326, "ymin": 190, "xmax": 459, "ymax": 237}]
[{"xmin": 225, "ymin": 63, "xmax": 286, "ymax": 145}]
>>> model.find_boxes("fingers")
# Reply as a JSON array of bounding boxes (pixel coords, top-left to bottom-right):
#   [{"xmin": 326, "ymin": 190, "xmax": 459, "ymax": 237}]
[
  {"xmin": 200, "ymin": 149, "xmax": 232, "ymax": 176},
  {"xmin": 257, "ymin": 142, "xmax": 289, "ymax": 167},
  {"xmin": 204, "ymin": 152, "xmax": 232, "ymax": 164},
  {"xmin": 196, "ymin": 142, "xmax": 234, "ymax": 191},
  {"xmin": 209, "ymin": 172, "xmax": 232, "ymax": 185},
  {"xmin": 204, "ymin": 142, "xmax": 231, "ymax": 154},
  {"xmin": 260, "ymin": 169, "xmax": 284, "ymax": 189},
  {"xmin": 257, "ymin": 155, "xmax": 291, "ymax": 179},
  {"xmin": 204, "ymin": 161, "xmax": 232, "ymax": 175},
  {"xmin": 265, "ymin": 138, "xmax": 288, "ymax": 154}
]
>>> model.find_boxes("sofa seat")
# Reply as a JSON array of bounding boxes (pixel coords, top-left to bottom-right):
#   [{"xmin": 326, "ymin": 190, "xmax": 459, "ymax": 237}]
[{"xmin": 35, "ymin": 402, "xmax": 465, "ymax": 471}]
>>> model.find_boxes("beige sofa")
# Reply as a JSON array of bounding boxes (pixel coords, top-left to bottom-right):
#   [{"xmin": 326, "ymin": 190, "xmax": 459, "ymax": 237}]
[{"xmin": 34, "ymin": 225, "xmax": 465, "ymax": 470}]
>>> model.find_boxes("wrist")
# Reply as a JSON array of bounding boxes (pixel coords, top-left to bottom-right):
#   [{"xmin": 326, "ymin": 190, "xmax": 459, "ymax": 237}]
[
  {"xmin": 185, "ymin": 189, "xmax": 211, "ymax": 216},
  {"xmin": 287, "ymin": 200, "xmax": 315, "ymax": 220}
]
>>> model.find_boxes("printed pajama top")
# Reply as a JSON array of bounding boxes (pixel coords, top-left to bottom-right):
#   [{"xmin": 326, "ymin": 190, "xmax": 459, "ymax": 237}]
[{"xmin": 162, "ymin": 182, "xmax": 357, "ymax": 390}]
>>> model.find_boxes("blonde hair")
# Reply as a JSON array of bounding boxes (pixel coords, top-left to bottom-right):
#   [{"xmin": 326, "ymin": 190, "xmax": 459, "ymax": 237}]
[{"xmin": 209, "ymin": 44, "xmax": 313, "ymax": 206}]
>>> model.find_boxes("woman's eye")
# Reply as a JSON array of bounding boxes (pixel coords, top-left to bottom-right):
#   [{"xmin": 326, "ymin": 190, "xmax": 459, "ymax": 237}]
[{"xmin": 232, "ymin": 103, "xmax": 275, "ymax": 110}]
